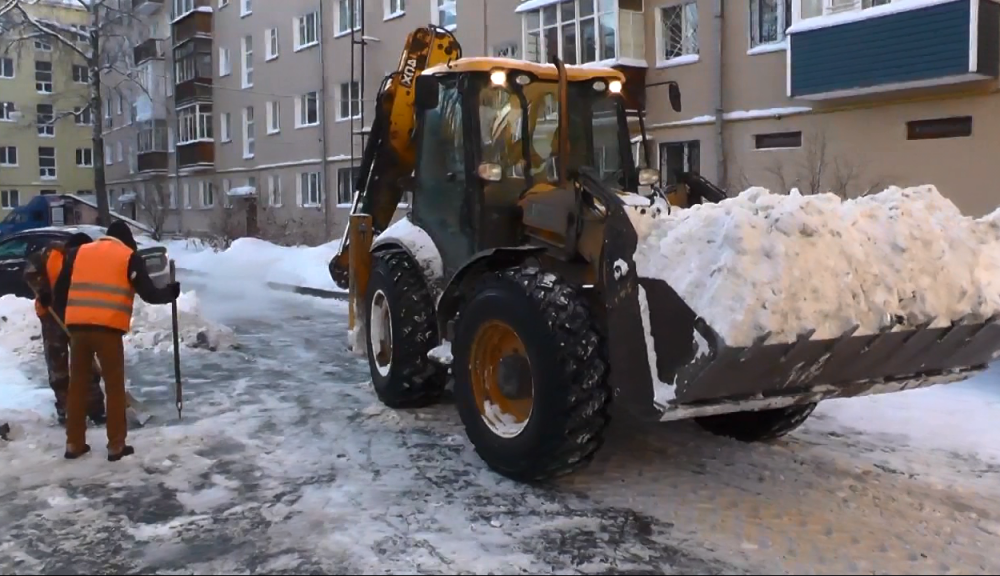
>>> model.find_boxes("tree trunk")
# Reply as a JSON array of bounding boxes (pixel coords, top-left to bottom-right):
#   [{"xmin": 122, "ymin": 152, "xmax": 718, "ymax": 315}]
[{"xmin": 89, "ymin": 7, "xmax": 110, "ymax": 227}]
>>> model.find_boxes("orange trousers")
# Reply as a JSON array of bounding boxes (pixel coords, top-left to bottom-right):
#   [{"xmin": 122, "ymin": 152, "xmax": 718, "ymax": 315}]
[{"xmin": 66, "ymin": 329, "xmax": 127, "ymax": 453}]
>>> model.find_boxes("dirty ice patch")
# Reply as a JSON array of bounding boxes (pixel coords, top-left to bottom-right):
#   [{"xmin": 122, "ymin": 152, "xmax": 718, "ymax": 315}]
[
  {"xmin": 166, "ymin": 237, "xmax": 344, "ymax": 293},
  {"xmin": 0, "ymin": 347, "xmax": 50, "ymax": 415},
  {"xmin": 634, "ymin": 185, "xmax": 1000, "ymax": 346}
]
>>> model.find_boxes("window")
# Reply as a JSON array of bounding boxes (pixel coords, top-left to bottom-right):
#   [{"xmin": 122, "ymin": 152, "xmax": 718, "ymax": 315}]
[
  {"xmin": 1, "ymin": 58, "xmax": 14, "ymax": 79},
  {"xmin": 267, "ymin": 100, "xmax": 280, "ymax": 133},
  {"xmin": 337, "ymin": 82, "xmax": 360, "ymax": 120},
  {"xmin": 36, "ymin": 104, "xmax": 54, "ymax": 136},
  {"xmin": 243, "ymin": 106, "xmax": 255, "ymax": 158},
  {"xmin": 296, "ymin": 12, "xmax": 319, "ymax": 50},
  {"xmin": 105, "ymin": 144, "xmax": 113, "ymax": 165},
  {"xmin": 1, "ymin": 190, "xmax": 19, "ymax": 209},
  {"xmin": 242, "ymin": 35, "xmax": 253, "ymax": 87},
  {"xmin": 0, "ymin": 146, "xmax": 16, "ymax": 166},
  {"xmin": 337, "ymin": 166, "xmax": 361, "ymax": 205},
  {"xmin": 267, "ymin": 27, "xmax": 279, "ymax": 60},
  {"xmin": 174, "ymin": 0, "xmax": 194, "ymax": 18},
  {"xmin": 298, "ymin": 91, "xmax": 319, "ymax": 127},
  {"xmin": 241, "ymin": 0, "xmax": 252, "ymax": 16},
  {"xmin": 201, "ymin": 181, "xmax": 215, "ymax": 207},
  {"xmin": 72, "ymin": 65, "xmax": 89, "ymax": 84},
  {"xmin": 74, "ymin": 106, "xmax": 92, "ymax": 125},
  {"xmin": 221, "ymin": 112, "xmax": 232, "ymax": 142},
  {"xmin": 183, "ymin": 182, "xmax": 191, "ymax": 208},
  {"xmin": 219, "ymin": 47, "xmax": 231, "ymax": 76},
  {"xmin": 268, "ymin": 174, "xmax": 282, "ymax": 206},
  {"xmin": 906, "ymin": 116, "xmax": 973, "ymax": 140},
  {"xmin": 175, "ymin": 42, "xmax": 213, "ymax": 83},
  {"xmin": 76, "ymin": 148, "xmax": 93, "ymax": 167},
  {"xmin": 117, "ymin": 141, "xmax": 123, "ymax": 162},
  {"xmin": 116, "ymin": 94, "xmax": 123, "ymax": 115},
  {"xmin": 749, "ymin": 0, "xmax": 793, "ymax": 47},
  {"xmin": 658, "ymin": 141, "xmax": 700, "ymax": 185},
  {"xmin": 659, "ymin": 2, "xmax": 699, "ymax": 64},
  {"xmin": 336, "ymin": 0, "xmax": 362, "ymax": 35},
  {"xmin": 299, "ymin": 172, "xmax": 322, "ymax": 206},
  {"xmin": 523, "ymin": 0, "xmax": 615, "ymax": 64},
  {"xmin": 754, "ymin": 131, "xmax": 802, "ymax": 150},
  {"xmin": 385, "ymin": 0, "xmax": 405, "ymax": 18},
  {"xmin": 0, "ymin": 102, "xmax": 16, "ymax": 122},
  {"xmin": 219, "ymin": 0, "xmax": 228, "ymax": 7},
  {"xmin": 138, "ymin": 123, "xmax": 169, "ymax": 152},
  {"xmin": 35, "ymin": 60, "xmax": 52, "ymax": 93},
  {"xmin": 177, "ymin": 104, "xmax": 214, "ymax": 143},
  {"xmin": 169, "ymin": 183, "xmax": 177, "ymax": 209},
  {"xmin": 128, "ymin": 145, "xmax": 137, "ymax": 173},
  {"xmin": 433, "ymin": 0, "xmax": 457, "ymax": 30},
  {"xmin": 34, "ymin": 37, "xmax": 52, "ymax": 52},
  {"xmin": 38, "ymin": 147, "xmax": 56, "ymax": 179}
]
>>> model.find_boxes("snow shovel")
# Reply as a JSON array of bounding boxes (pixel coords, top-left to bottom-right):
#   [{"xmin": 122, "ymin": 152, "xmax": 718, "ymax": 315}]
[{"xmin": 169, "ymin": 260, "xmax": 183, "ymax": 420}]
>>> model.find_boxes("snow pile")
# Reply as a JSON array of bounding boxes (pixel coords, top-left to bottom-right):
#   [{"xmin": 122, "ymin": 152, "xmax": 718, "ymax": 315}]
[
  {"xmin": 166, "ymin": 237, "xmax": 343, "ymax": 293},
  {"xmin": 635, "ymin": 185, "xmax": 1000, "ymax": 346},
  {"xmin": 0, "ymin": 292, "xmax": 236, "ymax": 359}
]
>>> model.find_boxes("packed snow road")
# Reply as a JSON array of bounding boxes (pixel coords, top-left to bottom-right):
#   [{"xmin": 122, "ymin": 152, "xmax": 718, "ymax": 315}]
[{"xmin": 1, "ymin": 283, "xmax": 999, "ymax": 575}]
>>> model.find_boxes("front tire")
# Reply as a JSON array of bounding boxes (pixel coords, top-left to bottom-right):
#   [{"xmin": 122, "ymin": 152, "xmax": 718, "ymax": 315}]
[
  {"xmin": 452, "ymin": 267, "xmax": 612, "ymax": 482},
  {"xmin": 695, "ymin": 404, "xmax": 817, "ymax": 442},
  {"xmin": 364, "ymin": 250, "xmax": 444, "ymax": 409}
]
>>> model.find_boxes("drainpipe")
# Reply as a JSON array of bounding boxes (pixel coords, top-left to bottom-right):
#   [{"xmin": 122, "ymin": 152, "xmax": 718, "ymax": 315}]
[
  {"xmin": 713, "ymin": 0, "xmax": 726, "ymax": 188},
  {"xmin": 319, "ymin": 0, "xmax": 332, "ymax": 239}
]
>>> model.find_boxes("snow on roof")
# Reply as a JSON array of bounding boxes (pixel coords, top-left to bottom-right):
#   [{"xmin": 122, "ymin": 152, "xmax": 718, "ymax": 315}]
[
  {"xmin": 515, "ymin": 0, "xmax": 562, "ymax": 13},
  {"xmin": 227, "ymin": 186, "xmax": 257, "ymax": 197},
  {"xmin": 787, "ymin": 0, "xmax": 958, "ymax": 34},
  {"xmin": 118, "ymin": 192, "xmax": 137, "ymax": 202},
  {"xmin": 63, "ymin": 193, "xmax": 153, "ymax": 234}
]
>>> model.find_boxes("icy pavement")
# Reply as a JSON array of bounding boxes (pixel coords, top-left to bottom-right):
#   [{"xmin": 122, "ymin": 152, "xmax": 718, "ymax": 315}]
[{"xmin": 1, "ymin": 284, "xmax": 999, "ymax": 574}]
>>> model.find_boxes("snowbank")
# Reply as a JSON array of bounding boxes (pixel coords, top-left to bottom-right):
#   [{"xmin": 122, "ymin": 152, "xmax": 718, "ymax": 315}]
[
  {"xmin": 0, "ymin": 292, "xmax": 237, "ymax": 359},
  {"xmin": 165, "ymin": 237, "xmax": 343, "ymax": 293},
  {"xmin": 634, "ymin": 185, "xmax": 1000, "ymax": 346}
]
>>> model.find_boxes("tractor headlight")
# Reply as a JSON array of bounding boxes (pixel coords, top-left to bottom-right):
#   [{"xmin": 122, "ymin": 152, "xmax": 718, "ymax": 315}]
[
  {"xmin": 491, "ymin": 70, "xmax": 507, "ymax": 86},
  {"xmin": 608, "ymin": 79, "xmax": 623, "ymax": 94}
]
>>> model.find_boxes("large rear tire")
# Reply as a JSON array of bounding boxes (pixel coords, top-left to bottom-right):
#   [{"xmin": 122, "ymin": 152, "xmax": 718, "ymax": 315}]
[
  {"xmin": 694, "ymin": 404, "xmax": 816, "ymax": 442},
  {"xmin": 452, "ymin": 267, "xmax": 612, "ymax": 482},
  {"xmin": 364, "ymin": 250, "xmax": 444, "ymax": 409}
]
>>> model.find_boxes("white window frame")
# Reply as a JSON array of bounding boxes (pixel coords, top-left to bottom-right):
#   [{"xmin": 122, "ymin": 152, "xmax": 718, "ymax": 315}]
[
  {"xmin": 72, "ymin": 64, "xmax": 89, "ymax": 84},
  {"xmin": 35, "ymin": 60, "xmax": 53, "ymax": 93},
  {"xmin": 221, "ymin": 112, "xmax": 232, "ymax": 142},
  {"xmin": 219, "ymin": 47, "xmax": 231, "ymax": 76},
  {"xmin": 296, "ymin": 91, "xmax": 320, "ymax": 128},
  {"xmin": 76, "ymin": 147, "xmax": 93, "ymax": 167},
  {"xmin": 105, "ymin": 144, "xmax": 113, "ymax": 165},
  {"xmin": 0, "ymin": 102, "xmax": 16, "ymax": 122},
  {"xmin": 266, "ymin": 100, "xmax": 281, "ymax": 134},
  {"xmin": 268, "ymin": 174, "xmax": 282, "ymax": 206},
  {"xmin": 241, "ymin": 0, "xmax": 252, "ymax": 17},
  {"xmin": 36, "ymin": 104, "xmax": 54, "ymax": 137},
  {"xmin": 168, "ymin": 183, "xmax": 177, "ymax": 209},
  {"xmin": 174, "ymin": 0, "xmax": 195, "ymax": 19},
  {"xmin": 243, "ymin": 105, "xmax": 255, "ymax": 159},
  {"xmin": 177, "ymin": 103, "xmax": 214, "ymax": 144},
  {"xmin": 38, "ymin": 146, "xmax": 56, "ymax": 180},
  {"xmin": 74, "ymin": 106, "xmax": 92, "ymax": 125},
  {"xmin": 384, "ymin": 0, "xmax": 405, "ymax": 20},
  {"xmin": 336, "ymin": 82, "xmax": 360, "ymax": 121},
  {"xmin": 34, "ymin": 37, "xmax": 52, "ymax": 52},
  {"xmin": 0, "ymin": 57, "xmax": 14, "ymax": 79},
  {"xmin": 241, "ymin": 35, "xmax": 253, "ymax": 88},
  {"xmin": 183, "ymin": 182, "xmax": 192, "ymax": 208},
  {"xmin": 116, "ymin": 94, "xmax": 123, "ymax": 115},
  {"xmin": 200, "ymin": 181, "xmax": 215, "ymax": 208},
  {"xmin": 521, "ymin": 0, "xmax": 615, "ymax": 65},
  {"xmin": 298, "ymin": 171, "xmax": 322, "ymax": 207},
  {"xmin": 117, "ymin": 141, "xmax": 123, "ymax": 162},
  {"xmin": 431, "ymin": 0, "xmax": 457, "ymax": 31},
  {"xmin": 267, "ymin": 27, "xmax": 280, "ymax": 60},
  {"xmin": 336, "ymin": 166, "xmax": 359, "ymax": 206},
  {"xmin": 218, "ymin": 0, "xmax": 228, "ymax": 7},
  {"xmin": 295, "ymin": 12, "xmax": 319, "ymax": 51},
  {"xmin": 655, "ymin": 2, "xmax": 700, "ymax": 68},
  {"xmin": 335, "ymin": 0, "xmax": 362, "ymax": 37},
  {"xmin": 748, "ymin": 0, "xmax": 793, "ymax": 50},
  {"xmin": 1, "ymin": 190, "xmax": 20, "ymax": 209},
  {"xmin": 0, "ymin": 146, "xmax": 16, "ymax": 167}
]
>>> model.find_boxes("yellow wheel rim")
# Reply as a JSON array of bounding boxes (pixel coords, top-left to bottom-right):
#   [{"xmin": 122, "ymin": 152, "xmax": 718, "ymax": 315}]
[{"xmin": 469, "ymin": 320, "xmax": 533, "ymax": 438}]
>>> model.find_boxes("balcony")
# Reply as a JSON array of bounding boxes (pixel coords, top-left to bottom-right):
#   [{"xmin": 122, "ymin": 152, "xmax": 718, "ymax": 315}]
[
  {"xmin": 172, "ymin": 5, "xmax": 213, "ymax": 46},
  {"xmin": 133, "ymin": 38, "xmax": 163, "ymax": 65},
  {"xmin": 177, "ymin": 141, "xmax": 214, "ymax": 169},
  {"xmin": 137, "ymin": 120, "xmax": 169, "ymax": 173},
  {"xmin": 132, "ymin": 0, "xmax": 163, "ymax": 16},
  {"xmin": 788, "ymin": 0, "xmax": 1000, "ymax": 100}
]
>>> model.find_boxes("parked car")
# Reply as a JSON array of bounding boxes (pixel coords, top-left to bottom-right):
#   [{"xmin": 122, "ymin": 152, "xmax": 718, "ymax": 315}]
[{"xmin": 0, "ymin": 225, "xmax": 170, "ymax": 300}]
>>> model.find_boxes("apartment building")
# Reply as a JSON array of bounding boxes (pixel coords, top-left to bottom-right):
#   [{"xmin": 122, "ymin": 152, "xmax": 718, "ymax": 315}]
[
  {"xmin": 0, "ymin": 0, "xmax": 96, "ymax": 218},
  {"xmin": 107, "ymin": 0, "xmax": 998, "ymax": 242}
]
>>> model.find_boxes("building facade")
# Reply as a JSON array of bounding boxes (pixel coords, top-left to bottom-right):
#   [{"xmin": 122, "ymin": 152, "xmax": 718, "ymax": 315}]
[
  {"xmin": 0, "ymin": 0, "xmax": 96, "ymax": 219},
  {"xmin": 103, "ymin": 0, "xmax": 999, "ymax": 244}
]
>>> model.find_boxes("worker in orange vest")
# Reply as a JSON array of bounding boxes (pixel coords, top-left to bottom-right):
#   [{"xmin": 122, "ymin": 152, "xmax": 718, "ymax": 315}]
[
  {"xmin": 23, "ymin": 232, "xmax": 107, "ymax": 426},
  {"xmin": 52, "ymin": 221, "xmax": 180, "ymax": 461}
]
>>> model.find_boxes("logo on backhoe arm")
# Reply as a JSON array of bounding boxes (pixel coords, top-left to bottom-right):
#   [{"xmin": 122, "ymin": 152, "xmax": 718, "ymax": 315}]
[{"xmin": 401, "ymin": 58, "xmax": 419, "ymax": 88}]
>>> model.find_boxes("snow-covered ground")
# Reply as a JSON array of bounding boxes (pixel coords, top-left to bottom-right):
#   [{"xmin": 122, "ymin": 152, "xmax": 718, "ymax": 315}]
[{"xmin": 1, "ymin": 276, "xmax": 999, "ymax": 573}]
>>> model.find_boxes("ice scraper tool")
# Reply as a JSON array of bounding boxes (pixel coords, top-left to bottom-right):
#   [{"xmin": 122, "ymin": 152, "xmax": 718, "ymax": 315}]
[{"xmin": 170, "ymin": 260, "xmax": 183, "ymax": 420}]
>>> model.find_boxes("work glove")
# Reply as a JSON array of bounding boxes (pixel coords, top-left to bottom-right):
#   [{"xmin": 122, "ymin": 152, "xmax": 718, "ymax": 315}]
[{"xmin": 168, "ymin": 282, "xmax": 181, "ymax": 301}]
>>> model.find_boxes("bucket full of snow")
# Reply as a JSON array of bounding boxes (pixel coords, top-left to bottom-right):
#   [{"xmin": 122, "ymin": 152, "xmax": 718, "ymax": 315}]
[{"xmin": 614, "ymin": 184, "xmax": 1000, "ymax": 413}]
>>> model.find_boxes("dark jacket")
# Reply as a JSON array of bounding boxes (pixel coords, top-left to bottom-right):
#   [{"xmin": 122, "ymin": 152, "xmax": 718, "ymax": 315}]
[{"xmin": 52, "ymin": 222, "xmax": 178, "ymax": 330}]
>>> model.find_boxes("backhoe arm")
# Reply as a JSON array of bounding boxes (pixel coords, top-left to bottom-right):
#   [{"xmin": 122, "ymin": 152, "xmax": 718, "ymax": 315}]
[{"xmin": 329, "ymin": 26, "xmax": 461, "ymax": 290}]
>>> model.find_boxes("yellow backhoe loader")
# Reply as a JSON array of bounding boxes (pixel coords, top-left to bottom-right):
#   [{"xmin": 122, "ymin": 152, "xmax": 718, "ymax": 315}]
[{"xmin": 329, "ymin": 26, "xmax": 1000, "ymax": 483}]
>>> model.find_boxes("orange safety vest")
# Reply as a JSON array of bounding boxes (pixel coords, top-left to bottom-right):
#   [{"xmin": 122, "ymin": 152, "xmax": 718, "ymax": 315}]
[
  {"xmin": 64, "ymin": 237, "xmax": 136, "ymax": 332},
  {"xmin": 34, "ymin": 247, "xmax": 65, "ymax": 318}
]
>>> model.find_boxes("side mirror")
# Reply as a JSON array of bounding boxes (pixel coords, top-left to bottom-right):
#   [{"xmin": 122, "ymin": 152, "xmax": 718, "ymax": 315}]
[
  {"xmin": 477, "ymin": 163, "xmax": 502, "ymax": 182},
  {"xmin": 414, "ymin": 76, "xmax": 439, "ymax": 110},
  {"xmin": 639, "ymin": 168, "xmax": 660, "ymax": 186},
  {"xmin": 668, "ymin": 82, "xmax": 682, "ymax": 112}
]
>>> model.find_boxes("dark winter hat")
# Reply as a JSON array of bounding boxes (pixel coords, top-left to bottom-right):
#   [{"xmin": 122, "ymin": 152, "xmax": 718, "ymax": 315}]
[
  {"xmin": 65, "ymin": 232, "xmax": 93, "ymax": 249},
  {"xmin": 106, "ymin": 220, "xmax": 138, "ymax": 251}
]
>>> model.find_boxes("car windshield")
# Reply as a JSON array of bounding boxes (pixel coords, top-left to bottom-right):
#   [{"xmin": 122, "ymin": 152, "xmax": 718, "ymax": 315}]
[
  {"xmin": 2, "ymin": 211, "xmax": 23, "ymax": 224},
  {"xmin": 478, "ymin": 79, "xmax": 628, "ymax": 188}
]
